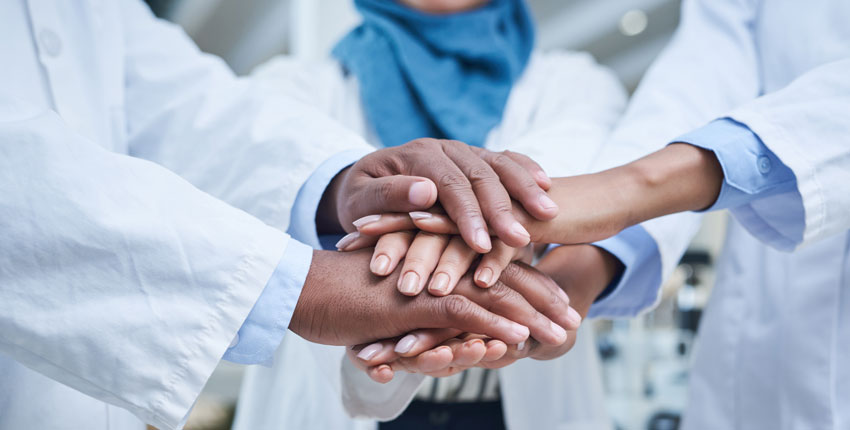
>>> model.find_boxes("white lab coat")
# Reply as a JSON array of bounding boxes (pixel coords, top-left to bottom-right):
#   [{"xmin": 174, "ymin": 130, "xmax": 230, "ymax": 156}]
[
  {"xmin": 0, "ymin": 1, "xmax": 372, "ymax": 429},
  {"xmin": 235, "ymin": 51, "xmax": 627, "ymax": 430},
  {"xmin": 591, "ymin": 0, "xmax": 850, "ymax": 428}
]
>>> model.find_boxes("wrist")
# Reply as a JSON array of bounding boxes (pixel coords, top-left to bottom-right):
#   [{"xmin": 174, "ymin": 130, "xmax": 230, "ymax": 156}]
[
  {"xmin": 316, "ymin": 167, "xmax": 350, "ymax": 235},
  {"xmin": 536, "ymin": 245, "xmax": 622, "ymax": 318},
  {"xmin": 625, "ymin": 143, "xmax": 724, "ymax": 221}
]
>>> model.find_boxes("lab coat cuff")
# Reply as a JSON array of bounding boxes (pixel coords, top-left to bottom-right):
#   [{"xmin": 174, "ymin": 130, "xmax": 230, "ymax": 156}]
[
  {"xmin": 223, "ymin": 239, "xmax": 313, "ymax": 366},
  {"xmin": 674, "ymin": 118, "xmax": 798, "ymax": 212},
  {"xmin": 288, "ymin": 148, "xmax": 374, "ymax": 248},
  {"xmin": 587, "ymin": 225, "xmax": 663, "ymax": 319}
]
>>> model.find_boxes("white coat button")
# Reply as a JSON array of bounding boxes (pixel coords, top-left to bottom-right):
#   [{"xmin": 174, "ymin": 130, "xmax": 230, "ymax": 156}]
[
  {"xmin": 757, "ymin": 156, "xmax": 772, "ymax": 174},
  {"xmin": 229, "ymin": 333, "xmax": 240, "ymax": 349},
  {"xmin": 39, "ymin": 29, "xmax": 63, "ymax": 57}
]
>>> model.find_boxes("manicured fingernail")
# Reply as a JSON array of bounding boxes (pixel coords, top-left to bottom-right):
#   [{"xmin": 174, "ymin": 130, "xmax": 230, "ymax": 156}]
[
  {"xmin": 510, "ymin": 221, "xmax": 530, "ymax": 241},
  {"xmin": 474, "ymin": 228, "xmax": 491, "ymax": 252},
  {"xmin": 538, "ymin": 193, "xmax": 558, "ymax": 211},
  {"xmin": 371, "ymin": 254, "xmax": 391, "ymax": 275},
  {"xmin": 409, "ymin": 211, "xmax": 432, "ymax": 220},
  {"xmin": 353, "ymin": 214, "xmax": 381, "ymax": 229},
  {"xmin": 566, "ymin": 306, "xmax": 583, "ymax": 327},
  {"xmin": 408, "ymin": 181, "xmax": 434, "ymax": 207},
  {"xmin": 395, "ymin": 334, "xmax": 417, "ymax": 354},
  {"xmin": 550, "ymin": 321, "xmax": 568, "ymax": 342},
  {"xmin": 399, "ymin": 272, "xmax": 420, "ymax": 295},
  {"xmin": 429, "ymin": 272, "xmax": 450, "ymax": 295},
  {"xmin": 357, "ymin": 343, "xmax": 382, "ymax": 360},
  {"xmin": 335, "ymin": 232, "xmax": 360, "ymax": 250},
  {"xmin": 476, "ymin": 267, "xmax": 494, "ymax": 287},
  {"xmin": 517, "ymin": 341, "xmax": 526, "ymax": 351}
]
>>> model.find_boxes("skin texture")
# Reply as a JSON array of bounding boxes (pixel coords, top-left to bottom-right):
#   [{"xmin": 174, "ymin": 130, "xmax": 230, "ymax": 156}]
[
  {"xmin": 288, "ymin": 249, "xmax": 577, "ymax": 347},
  {"xmin": 342, "ymin": 142, "xmax": 723, "ymax": 380},
  {"xmin": 317, "ymin": 139, "xmax": 558, "ymax": 253},
  {"xmin": 349, "ymin": 246, "xmax": 618, "ymax": 381}
]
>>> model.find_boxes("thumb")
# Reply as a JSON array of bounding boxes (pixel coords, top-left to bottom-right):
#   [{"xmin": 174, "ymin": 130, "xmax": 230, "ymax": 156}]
[{"xmin": 350, "ymin": 175, "xmax": 438, "ymax": 220}]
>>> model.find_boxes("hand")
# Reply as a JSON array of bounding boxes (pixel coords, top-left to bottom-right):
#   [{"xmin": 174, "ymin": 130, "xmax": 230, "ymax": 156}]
[
  {"xmin": 289, "ymin": 250, "xmax": 576, "ymax": 347},
  {"xmin": 351, "ymin": 245, "xmax": 621, "ymax": 380},
  {"xmin": 318, "ymin": 139, "xmax": 559, "ymax": 253},
  {"xmin": 346, "ymin": 143, "xmax": 723, "ymax": 247}
]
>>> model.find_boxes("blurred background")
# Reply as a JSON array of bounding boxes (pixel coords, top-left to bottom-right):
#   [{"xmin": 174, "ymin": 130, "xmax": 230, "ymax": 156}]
[{"xmin": 143, "ymin": 1, "xmax": 728, "ymax": 429}]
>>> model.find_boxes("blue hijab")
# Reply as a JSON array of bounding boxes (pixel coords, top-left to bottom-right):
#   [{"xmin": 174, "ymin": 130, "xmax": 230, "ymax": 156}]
[{"xmin": 333, "ymin": 0, "xmax": 535, "ymax": 147}]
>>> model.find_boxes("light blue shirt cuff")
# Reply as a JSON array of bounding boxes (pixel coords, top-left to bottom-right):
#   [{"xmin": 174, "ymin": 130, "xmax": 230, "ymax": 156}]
[
  {"xmin": 675, "ymin": 118, "xmax": 798, "ymax": 211},
  {"xmin": 223, "ymin": 239, "xmax": 313, "ymax": 365},
  {"xmin": 288, "ymin": 149, "xmax": 374, "ymax": 247},
  {"xmin": 587, "ymin": 225, "xmax": 662, "ymax": 319}
]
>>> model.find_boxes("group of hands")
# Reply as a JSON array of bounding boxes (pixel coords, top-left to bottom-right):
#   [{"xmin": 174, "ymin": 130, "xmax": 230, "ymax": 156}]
[{"xmin": 287, "ymin": 138, "xmax": 722, "ymax": 384}]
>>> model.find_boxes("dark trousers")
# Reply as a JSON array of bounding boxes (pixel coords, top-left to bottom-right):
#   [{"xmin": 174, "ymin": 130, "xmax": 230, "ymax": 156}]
[{"xmin": 378, "ymin": 399, "xmax": 507, "ymax": 430}]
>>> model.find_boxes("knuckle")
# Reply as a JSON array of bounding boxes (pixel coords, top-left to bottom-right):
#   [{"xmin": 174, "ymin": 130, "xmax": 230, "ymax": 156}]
[
  {"xmin": 375, "ymin": 181, "xmax": 393, "ymax": 204},
  {"xmin": 467, "ymin": 166, "xmax": 496, "ymax": 183},
  {"xmin": 489, "ymin": 153, "xmax": 513, "ymax": 170},
  {"xmin": 486, "ymin": 282, "xmax": 513, "ymax": 305},
  {"xmin": 438, "ymin": 172, "xmax": 468, "ymax": 190},
  {"xmin": 443, "ymin": 295, "xmax": 473, "ymax": 319}
]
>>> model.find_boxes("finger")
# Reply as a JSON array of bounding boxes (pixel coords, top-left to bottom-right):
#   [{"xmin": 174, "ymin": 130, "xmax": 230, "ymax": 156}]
[
  {"xmin": 478, "ymin": 341, "xmax": 532, "ymax": 369},
  {"xmin": 482, "ymin": 339, "xmax": 508, "ymax": 362},
  {"xmin": 409, "ymin": 212, "xmax": 461, "ymax": 235},
  {"xmin": 455, "ymin": 279, "xmax": 568, "ymax": 346},
  {"xmin": 405, "ymin": 143, "xmax": 492, "ymax": 253},
  {"xmin": 396, "ymin": 338, "xmax": 486, "ymax": 376},
  {"xmin": 335, "ymin": 231, "xmax": 379, "ymax": 251},
  {"xmin": 352, "ymin": 340, "xmax": 398, "ymax": 367},
  {"xmin": 428, "ymin": 236, "xmax": 478, "ymax": 296},
  {"xmin": 355, "ymin": 213, "xmax": 417, "ymax": 236},
  {"xmin": 467, "ymin": 147, "xmax": 551, "ymax": 190},
  {"xmin": 371, "ymin": 231, "xmax": 415, "ymax": 276},
  {"xmin": 414, "ymin": 294, "xmax": 529, "ymax": 345},
  {"xmin": 394, "ymin": 328, "xmax": 463, "ymax": 357},
  {"xmin": 398, "ymin": 232, "xmax": 450, "ymax": 295},
  {"xmin": 500, "ymin": 262, "xmax": 582, "ymax": 332},
  {"xmin": 475, "ymin": 149, "xmax": 558, "ymax": 221},
  {"xmin": 366, "ymin": 364, "xmax": 395, "ymax": 384},
  {"xmin": 348, "ymin": 175, "xmax": 438, "ymax": 221},
  {"xmin": 474, "ymin": 239, "xmax": 522, "ymax": 288},
  {"xmin": 442, "ymin": 143, "xmax": 531, "ymax": 248}
]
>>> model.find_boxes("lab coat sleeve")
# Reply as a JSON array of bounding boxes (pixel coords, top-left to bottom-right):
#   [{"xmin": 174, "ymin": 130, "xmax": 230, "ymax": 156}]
[
  {"xmin": 720, "ymin": 58, "xmax": 850, "ymax": 249},
  {"xmin": 676, "ymin": 118, "xmax": 802, "ymax": 250},
  {"xmin": 0, "ymin": 99, "xmax": 287, "ymax": 430},
  {"xmin": 585, "ymin": 0, "xmax": 762, "ymax": 311},
  {"xmin": 118, "ymin": 0, "xmax": 375, "ymax": 233}
]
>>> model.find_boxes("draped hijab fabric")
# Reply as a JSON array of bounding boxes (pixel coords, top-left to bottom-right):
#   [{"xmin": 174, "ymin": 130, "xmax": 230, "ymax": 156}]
[{"xmin": 333, "ymin": 0, "xmax": 535, "ymax": 147}]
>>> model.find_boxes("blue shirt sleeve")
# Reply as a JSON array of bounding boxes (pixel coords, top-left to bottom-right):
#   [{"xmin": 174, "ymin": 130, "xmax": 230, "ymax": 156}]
[
  {"xmin": 587, "ymin": 225, "xmax": 663, "ymax": 319},
  {"xmin": 224, "ymin": 149, "xmax": 371, "ymax": 365},
  {"xmin": 676, "ymin": 118, "xmax": 798, "ymax": 211}
]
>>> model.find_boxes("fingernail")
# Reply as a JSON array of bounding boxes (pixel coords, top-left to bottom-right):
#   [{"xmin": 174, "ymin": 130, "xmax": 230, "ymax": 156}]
[
  {"xmin": 371, "ymin": 254, "xmax": 391, "ymax": 275},
  {"xmin": 399, "ymin": 272, "xmax": 420, "ymax": 295},
  {"xmin": 409, "ymin": 211, "xmax": 432, "ymax": 220},
  {"xmin": 550, "ymin": 321, "xmax": 568, "ymax": 342},
  {"xmin": 566, "ymin": 306, "xmax": 583, "ymax": 327},
  {"xmin": 357, "ymin": 343, "xmax": 382, "ymax": 360},
  {"xmin": 474, "ymin": 228, "xmax": 491, "ymax": 252},
  {"xmin": 335, "ymin": 232, "xmax": 360, "ymax": 250},
  {"xmin": 517, "ymin": 341, "xmax": 526, "ymax": 351},
  {"xmin": 476, "ymin": 267, "xmax": 494, "ymax": 287},
  {"xmin": 430, "ymin": 272, "xmax": 450, "ymax": 295},
  {"xmin": 538, "ymin": 193, "xmax": 558, "ymax": 211},
  {"xmin": 395, "ymin": 334, "xmax": 417, "ymax": 354},
  {"xmin": 353, "ymin": 214, "xmax": 381, "ymax": 229},
  {"xmin": 510, "ymin": 221, "xmax": 530, "ymax": 241},
  {"xmin": 408, "ymin": 181, "xmax": 434, "ymax": 207}
]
